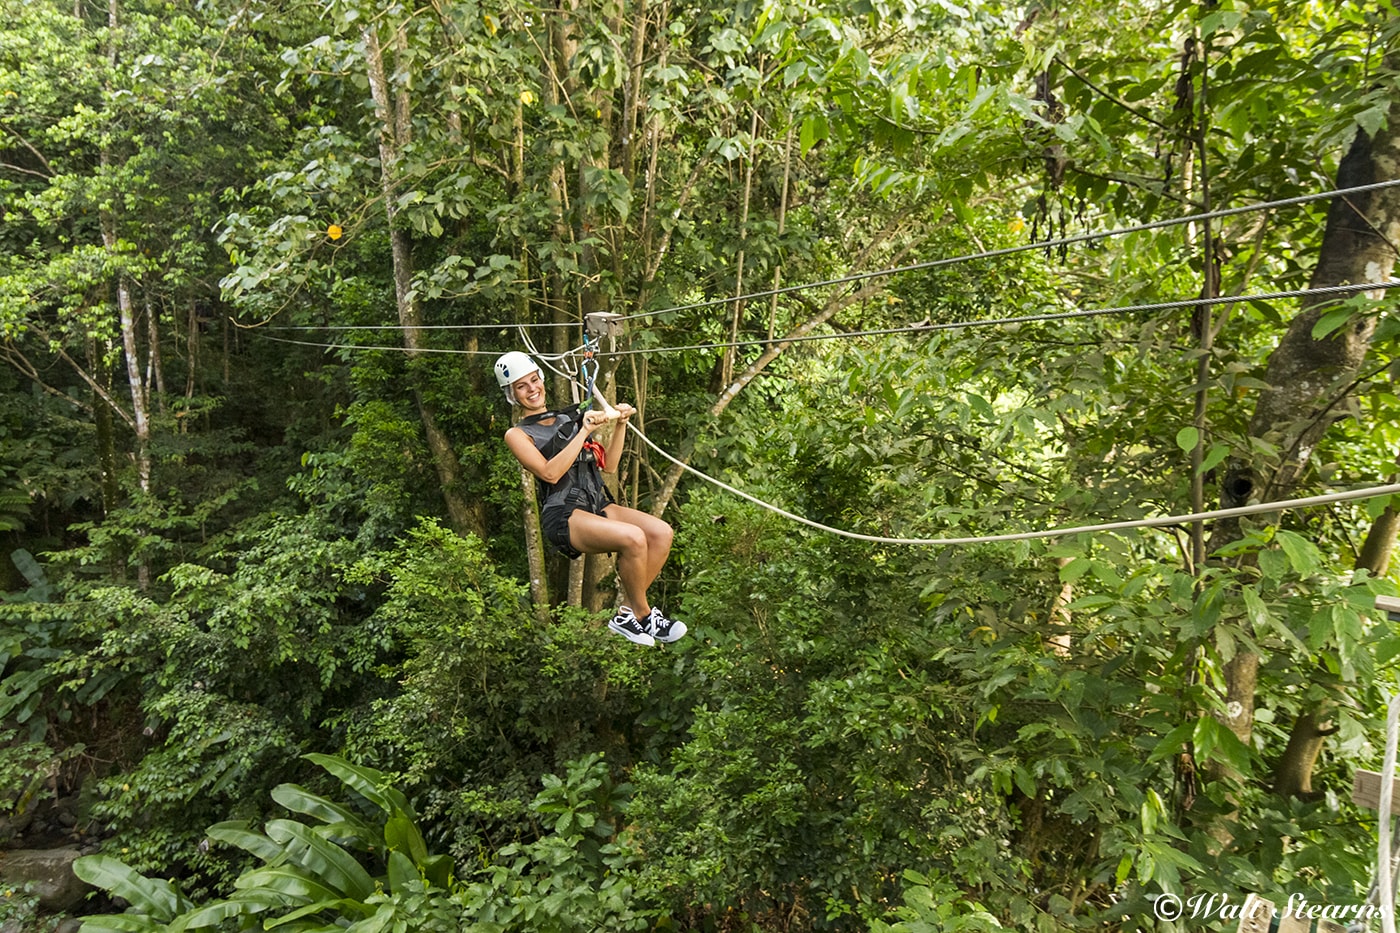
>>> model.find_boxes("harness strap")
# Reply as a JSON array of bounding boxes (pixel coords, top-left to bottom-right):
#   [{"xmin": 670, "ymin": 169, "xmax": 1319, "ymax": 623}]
[{"xmin": 582, "ymin": 438, "xmax": 606, "ymax": 471}]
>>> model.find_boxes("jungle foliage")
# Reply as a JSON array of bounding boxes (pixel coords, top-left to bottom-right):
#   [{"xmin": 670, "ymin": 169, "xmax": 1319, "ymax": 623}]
[{"xmin": 1, "ymin": 0, "xmax": 1399, "ymax": 930}]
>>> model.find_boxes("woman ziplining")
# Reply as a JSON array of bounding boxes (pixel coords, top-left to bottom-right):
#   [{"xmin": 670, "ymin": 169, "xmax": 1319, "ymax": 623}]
[{"xmin": 494, "ymin": 350, "xmax": 686, "ymax": 648}]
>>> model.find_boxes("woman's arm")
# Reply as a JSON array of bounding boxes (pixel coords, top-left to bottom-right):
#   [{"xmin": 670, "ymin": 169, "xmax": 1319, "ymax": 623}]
[
  {"xmin": 505, "ymin": 410, "xmax": 607, "ymax": 484},
  {"xmin": 599, "ymin": 403, "xmax": 634, "ymax": 475}
]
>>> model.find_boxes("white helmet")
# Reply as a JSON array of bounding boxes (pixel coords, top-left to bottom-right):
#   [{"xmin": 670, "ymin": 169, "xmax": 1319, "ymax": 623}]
[{"xmin": 494, "ymin": 351, "xmax": 542, "ymax": 403}]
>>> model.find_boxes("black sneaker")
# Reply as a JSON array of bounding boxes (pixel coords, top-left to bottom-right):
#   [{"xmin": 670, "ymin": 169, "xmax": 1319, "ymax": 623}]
[
  {"xmin": 608, "ymin": 607, "xmax": 655, "ymax": 647},
  {"xmin": 646, "ymin": 606, "xmax": 687, "ymax": 643}
]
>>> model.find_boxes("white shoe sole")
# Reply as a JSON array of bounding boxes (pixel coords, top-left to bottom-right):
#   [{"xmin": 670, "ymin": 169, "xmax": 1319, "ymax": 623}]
[
  {"xmin": 608, "ymin": 620, "xmax": 655, "ymax": 646},
  {"xmin": 653, "ymin": 620, "xmax": 687, "ymax": 643}
]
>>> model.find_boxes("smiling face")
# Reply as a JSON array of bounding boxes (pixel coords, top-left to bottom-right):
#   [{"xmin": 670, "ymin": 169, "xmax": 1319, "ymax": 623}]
[{"xmin": 510, "ymin": 370, "xmax": 546, "ymax": 411}]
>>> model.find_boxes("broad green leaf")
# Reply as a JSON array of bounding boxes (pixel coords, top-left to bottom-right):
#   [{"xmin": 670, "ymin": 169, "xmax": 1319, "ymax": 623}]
[
  {"xmin": 344, "ymin": 906, "xmax": 398, "ymax": 933},
  {"xmin": 305, "ymin": 754, "xmax": 412, "ymax": 820},
  {"xmin": 1377, "ymin": 634, "xmax": 1400, "ymax": 667},
  {"xmin": 264, "ymin": 897, "xmax": 375, "ymax": 928},
  {"xmin": 1175, "ymin": 426, "xmax": 1200, "ymax": 453},
  {"xmin": 386, "ymin": 850, "xmax": 417, "ymax": 894},
  {"xmin": 384, "ymin": 814, "xmax": 428, "ymax": 866},
  {"xmin": 272, "ymin": 784, "xmax": 375, "ymax": 835},
  {"xmin": 233, "ymin": 865, "xmax": 339, "ymax": 903},
  {"xmin": 1148, "ymin": 720, "xmax": 1196, "ymax": 763},
  {"xmin": 420, "ymin": 853, "xmax": 453, "ymax": 890},
  {"xmin": 10, "ymin": 549, "xmax": 45, "ymax": 588},
  {"xmin": 1199, "ymin": 442, "xmax": 1230, "ymax": 475},
  {"xmin": 207, "ymin": 821, "xmax": 285, "ymax": 864},
  {"xmin": 1241, "ymin": 586, "xmax": 1270, "ymax": 630},
  {"xmin": 1311, "ymin": 306, "xmax": 1354, "ymax": 339},
  {"xmin": 167, "ymin": 893, "xmax": 281, "ymax": 932},
  {"xmin": 72, "ymin": 856, "xmax": 192, "ymax": 922},
  {"xmin": 265, "ymin": 819, "xmax": 375, "ymax": 900},
  {"xmin": 68, "ymin": 916, "xmax": 161, "ymax": 932},
  {"xmin": 1059, "ymin": 557, "xmax": 1090, "ymax": 582}
]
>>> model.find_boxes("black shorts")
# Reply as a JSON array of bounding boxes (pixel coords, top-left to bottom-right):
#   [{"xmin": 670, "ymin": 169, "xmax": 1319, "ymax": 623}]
[{"xmin": 541, "ymin": 486, "xmax": 614, "ymax": 560}]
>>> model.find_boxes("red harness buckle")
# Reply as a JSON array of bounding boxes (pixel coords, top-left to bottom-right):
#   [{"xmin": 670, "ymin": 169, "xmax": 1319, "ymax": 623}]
[{"xmin": 582, "ymin": 439, "xmax": 607, "ymax": 471}]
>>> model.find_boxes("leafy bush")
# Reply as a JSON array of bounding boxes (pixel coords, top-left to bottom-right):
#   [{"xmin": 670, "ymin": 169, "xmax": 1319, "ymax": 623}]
[{"xmin": 76, "ymin": 752, "xmax": 649, "ymax": 933}]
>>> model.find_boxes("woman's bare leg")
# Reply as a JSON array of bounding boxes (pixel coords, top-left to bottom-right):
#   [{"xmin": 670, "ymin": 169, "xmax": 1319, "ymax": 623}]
[
  {"xmin": 568, "ymin": 509, "xmax": 652, "ymax": 616},
  {"xmin": 601, "ymin": 504, "xmax": 673, "ymax": 595}
]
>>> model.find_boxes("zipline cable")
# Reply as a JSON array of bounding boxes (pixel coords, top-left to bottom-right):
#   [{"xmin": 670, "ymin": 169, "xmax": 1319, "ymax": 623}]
[
  {"xmin": 253, "ymin": 332, "xmax": 586, "ymax": 359},
  {"xmin": 251, "ymin": 279, "xmax": 1400, "ymax": 359},
  {"xmin": 251, "ymin": 178, "xmax": 1400, "ymax": 334},
  {"xmin": 607, "ymin": 281, "xmax": 1400, "ymax": 357},
  {"xmin": 615, "ymin": 177, "xmax": 1400, "ymax": 321},
  {"xmin": 625, "ymin": 423, "xmax": 1400, "ymax": 547},
  {"xmin": 266, "ymin": 321, "xmax": 567, "ymax": 331}
]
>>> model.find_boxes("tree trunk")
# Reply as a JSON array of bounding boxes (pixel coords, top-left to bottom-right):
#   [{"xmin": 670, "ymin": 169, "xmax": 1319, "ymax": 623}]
[
  {"xmin": 145, "ymin": 291, "xmax": 166, "ymax": 414},
  {"xmin": 1357, "ymin": 502, "xmax": 1399, "ymax": 576},
  {"xmin": 1047, "ymin": 556, "xmax": 1073, "ymax": 657},
  {"xmin": 1273, "ymin": 491, "xmax": 1400, "ymax": 798},
  {"xmin": 1211, "ymin": 106, "xmax": 1400, "ymax": 790},
  {"xmin": 90, "ymin": 340, "xmax": 122, "ymax": 519},
  {"xmin": 519, "ymin": 468, "xmax": 550, "ymax": 621},
  {"xmin": 363, "ymin": 24, "xmax": 484, "ymax": 542}
]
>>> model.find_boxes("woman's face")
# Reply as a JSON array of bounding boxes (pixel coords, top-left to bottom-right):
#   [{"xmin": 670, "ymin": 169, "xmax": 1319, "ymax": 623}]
[{"xmin": 511, "ymin": 370, "xmax": 545, "ymax": 410}]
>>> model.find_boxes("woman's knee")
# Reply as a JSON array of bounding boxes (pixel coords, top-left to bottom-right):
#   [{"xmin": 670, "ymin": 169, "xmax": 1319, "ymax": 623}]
[
  {"xmin": 616, "ymin": 523, "xmax": 648, "ymax": 555},
  {"xmin": 650, "ymin": 522, "xmax": 673, "ymax": 552}
]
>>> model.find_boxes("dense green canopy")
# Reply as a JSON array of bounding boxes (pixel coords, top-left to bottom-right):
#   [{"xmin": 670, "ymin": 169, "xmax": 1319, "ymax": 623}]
[{"xmin": 1, "ymin": 0, "xmax": 1399, "ymax": 929}]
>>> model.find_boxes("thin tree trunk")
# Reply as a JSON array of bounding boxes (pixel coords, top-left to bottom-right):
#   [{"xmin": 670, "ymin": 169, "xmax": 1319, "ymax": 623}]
[
  {"xmin": 185, "ymin": 298, "xmax": 198, "ymax": 400},
  {"xmin": 1273, "ymin": 475, "xmax": 1399, "ymax": 798},
  {"xmin": 768, "ymin": 125, "xmax": 794, "ymax": 340},
  {"xmin": 146, "ymin": 291, "xmax": 166, "ymax": 414},
  {"xmin": 519, "ymin": 468, "xmax": 550, "ymax": 620},
  {"xmin": 721, "ymin": 107, "xmax": 760, "ymax": 389},
  {"xmin": 505, "ymin": 102, "xmax": 551, "ymax": 620},
  {"xmin": 90, "ymin": 340, "xmax": 121, "ymax": 518},
  {"xmin": 364, "ymin": 23, "xmax": 484, "ymax": 541},
  {"xmin": 1047, "ymin": 556, "xmax": 1073, "ymax": 657}
]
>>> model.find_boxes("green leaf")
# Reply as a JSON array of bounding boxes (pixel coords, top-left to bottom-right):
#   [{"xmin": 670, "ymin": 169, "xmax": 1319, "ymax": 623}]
[
  {"xmin": 387, "ymin": 850, "xmax": 417, "ymax": 894},
  {"xmin": 67, "ymin": 916, "xmax": 161, "ymax": 932},
  {"xmin": 167, "ymin": 892, "xmax": 282, "ymax": 932},
  {"xmin": 206, "ymin": 821, "xmax": 285, "ymax": 864},
  {"xmin": 271, "ymin": 784, "xmax": 377, "ymax": 850},
  {"xmin": 421, "ymin": 854, "xmax": 453, "ymax": 890},
  {"xmin": 1199, "ymin": 442, "xmax": 1230, "ymax": 475},
  {"xmin": 1377, "ymin": 634, "xmax": 1400, "ymax": 667},
  {"xmin": 1115, "ymin": 854, "xmax": 1133, "ymax": 886},
  {"xmin": 305, "ymin": 753, "xmax": 413, "ymax": 820},
  {"xmin": 264, "ymin": 897, "xmax": 374, "ymax": 928},
  {"xmin": 344, "ymin": 906, "xmax": 399, "ymax": 933},
  {"xmin": 1311, "ymin": 306, "xmax": 1354, "ymax": 339},
  {"xmin": 799, "ymin": 113, "xmax": 828, "ymax": 154},
  {"xmin": 72, "ymin": 855, "xmax": 192, "ymax": 922},
  {"xmin": 233, "ymin": 865, "xmax": 340, "ymax": 903},
  {"xmin": 264, "ymin": 819, "xmax": 375, "ymax": 900},
  {"xmin": 1241, "ymin": 586, "xmax": 1270, "ymax": 630},
  {"xmin": 384, "ymin": 814, "xmax": 429, "ymax": 866},
  {"xmin": 1148, "ymin": 720, "xmax": 1196, "ymax": 763},
  {"xmin": 10, "ymin": 549, "xmax": 45, "ymax": 589},
  {"xmin": 1175, "ymin": 426, "xmax": 1200, "ymax": 452},
  {"xmin": 1059, "ymin": 557, "xmax": 1090, "ymax": 582},
  {"xmin": 1276, "ymin": 531, "xmax": 1321, "ymax": 575}
]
